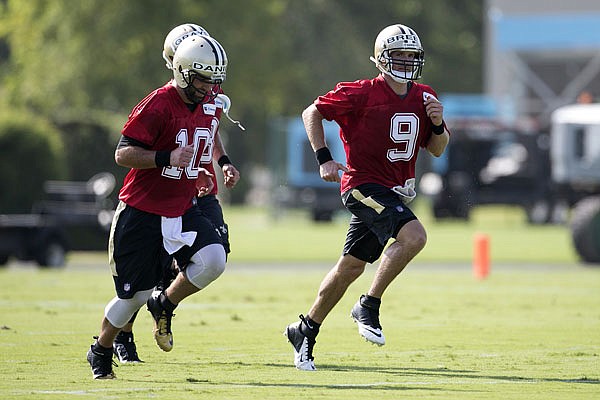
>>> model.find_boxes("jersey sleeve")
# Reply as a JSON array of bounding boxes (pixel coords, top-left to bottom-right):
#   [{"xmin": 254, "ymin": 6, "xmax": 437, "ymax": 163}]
[
  {"xmin": 121, "ymin": 95, "xmax": 166, "ymax": 147},
  {"xmin": 314, "ymin": 81, "xmax": 364, "ymax": 122}
]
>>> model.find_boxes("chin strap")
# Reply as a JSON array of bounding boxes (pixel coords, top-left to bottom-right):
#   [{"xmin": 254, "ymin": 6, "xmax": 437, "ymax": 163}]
[{"xmin": 216, "ymin": 94, "xmax": 246, "ymax": 131}]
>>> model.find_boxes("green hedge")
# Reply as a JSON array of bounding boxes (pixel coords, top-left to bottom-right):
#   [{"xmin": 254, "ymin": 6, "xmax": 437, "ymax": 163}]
[
  {"xmin": 57, "ymin": 119, "xmax": 124, "ymax": 182},
  {"xmin": 0, "ymin": 109, "xmax": 67, "ymax": 213}
]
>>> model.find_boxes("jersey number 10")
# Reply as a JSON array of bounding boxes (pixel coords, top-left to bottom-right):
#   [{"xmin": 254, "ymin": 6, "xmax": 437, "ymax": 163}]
[{"xmin": 162, "ymin": 125, "xmax": 215, "ymax": 180}]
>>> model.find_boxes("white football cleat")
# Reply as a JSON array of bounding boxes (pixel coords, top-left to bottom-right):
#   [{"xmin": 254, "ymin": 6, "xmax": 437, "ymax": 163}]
[
  {"xmin": 284, "ymin": 315, "xmax": 317, "ymax": 371},
  {"xmin": 351, "ymin": 297, "xmax": 386, "ymax": 346}
]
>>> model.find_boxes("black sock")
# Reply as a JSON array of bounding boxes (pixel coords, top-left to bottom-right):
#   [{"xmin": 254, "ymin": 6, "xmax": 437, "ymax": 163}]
[
  {"xmin": 360, "ymin": 294, "xmax": 381, "ymax": 310},
  {"xmin": 92, "ymin": 340, "xmax": 113, "ymax": 355},
  {"xmin": 116, "ymin": 331, "xmax": 133, "ymax": 341},
  {"xmin": 159, "ymin": 292, "xmax": 177, "ymax": 314},
  {"xmin": 301, "ymin": 315, "xmax": 320, "ymax": 338}
]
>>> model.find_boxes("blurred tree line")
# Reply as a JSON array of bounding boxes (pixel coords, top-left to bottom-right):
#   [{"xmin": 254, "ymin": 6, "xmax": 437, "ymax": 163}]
[{"xmin": 0, "ymin": 0, "xmax": 482, "ymax": 210}]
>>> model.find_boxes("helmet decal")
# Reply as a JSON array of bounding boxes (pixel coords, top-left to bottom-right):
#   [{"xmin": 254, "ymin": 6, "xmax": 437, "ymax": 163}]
[{"xmin": 162, "ymin": 23, "xmax": 211, "ymax": 70}]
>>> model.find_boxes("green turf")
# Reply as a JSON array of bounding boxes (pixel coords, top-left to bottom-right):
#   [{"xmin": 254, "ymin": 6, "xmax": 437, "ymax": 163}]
[
  {"xmin": 0, "ymin": 262, "xmax": 598, "ymax": 399},
  {"xmin": 222, "ymin": 203, "xmax": 579, "ymax": 264},
  {"xmin": 7, "ymin": 203, "xmax": 579, "ymax": 266}
]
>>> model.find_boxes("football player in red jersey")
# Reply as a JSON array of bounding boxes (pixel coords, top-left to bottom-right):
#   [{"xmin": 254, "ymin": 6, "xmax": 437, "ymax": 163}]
[
  {"xmin": 285, "ymin": 24, "xmax": 449, "ymax": 371},
  {"xmin": 111, "ymin": 23, "xmax": 241, "ymax": 365},
  {"xmin": 87, "ymin": 34, "xmax": 233, "ymax": 379}
]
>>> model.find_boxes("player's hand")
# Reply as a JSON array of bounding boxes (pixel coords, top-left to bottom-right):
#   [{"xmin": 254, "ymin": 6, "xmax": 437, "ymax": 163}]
[
  {"xmin": 170, "ymin": 144, "xmax": 195, "ymax": 168},
  {"xmin": 424, "ymin": 96, "xmax": 444, "ymax": 127},
  {"xmin": 319, "ymin": 160, "xmax": 348, "ymax": 183},
  {"xmin": 196, "ymin": 168, "xmax": 214, "ymax": 197},
  {"xmin": 222, "ymin": 164, "xmax": 240, "ymax": 189}
]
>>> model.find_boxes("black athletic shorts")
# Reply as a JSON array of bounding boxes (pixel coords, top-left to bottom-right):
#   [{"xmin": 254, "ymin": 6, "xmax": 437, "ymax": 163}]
[
  {"xmin": 341, "ymin": 183, "xmax": 417, "ymax": 263},
  {"xmin": 196, "ymin": 194, "xmax": 230, "ymax": 255},
  {"xmin": 109, "ymin": 201, "xmax": 222, "ymax": 299}
]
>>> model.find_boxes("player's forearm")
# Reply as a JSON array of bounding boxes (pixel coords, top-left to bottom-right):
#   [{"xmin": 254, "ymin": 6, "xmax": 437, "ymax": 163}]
[
  {"xmin": 427, "ymin": 131, "xmax": 449, "ymax": 157},
  {"xmin": 115, "ymin": 146, "xmax": 161, "ymax": 169},
  {"xmin": 302, "ymin": 104, "xmax": 327, "ymax": 151},
  {"xmin": 212, "ymin": 132, "xmax": 227, "ymax": 160}
]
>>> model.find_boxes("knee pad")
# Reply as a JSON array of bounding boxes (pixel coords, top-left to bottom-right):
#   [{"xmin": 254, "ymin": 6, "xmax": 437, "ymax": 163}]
[
  {"xmin": 185, "ymin": 243, "xmax": 226, "ymax": 289},
  {"xmin": 105, "ymin": 288, "xmax": 154, "ymax": 328}
]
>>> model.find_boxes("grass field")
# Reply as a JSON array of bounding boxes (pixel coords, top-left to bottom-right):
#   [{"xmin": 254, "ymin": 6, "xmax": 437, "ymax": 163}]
[
  {"xmin": 222, "ymin": 203, "xmax": 579, "ymax": 264},
  {"xmin": 0, "ymin": 205, "xmax": 597, "ymax": 399},
  {"xmin": 1, "ymin": 261, "xmax": 598, "ymax": 399}
]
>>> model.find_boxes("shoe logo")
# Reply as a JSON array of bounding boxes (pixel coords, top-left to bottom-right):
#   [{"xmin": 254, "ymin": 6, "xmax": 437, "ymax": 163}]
[{"xmin": 364, "ymin": 327, "xmax": 382, "ymax": 337}]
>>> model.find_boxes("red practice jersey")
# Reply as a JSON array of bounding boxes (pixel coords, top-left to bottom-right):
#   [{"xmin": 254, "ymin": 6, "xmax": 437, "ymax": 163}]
[
  {"xmin": 315, "ymin": 74, "xmax": 439, "ymax": 193},
  {"xmin": 118, "ymin": 82, "xmax": 222, "ymax": 217}
]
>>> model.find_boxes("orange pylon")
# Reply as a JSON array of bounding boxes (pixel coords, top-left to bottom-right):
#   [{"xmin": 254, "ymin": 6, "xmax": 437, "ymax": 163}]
[{"xmin": 473, "ymin": 233, "xmax": 490, "ymax": 280}]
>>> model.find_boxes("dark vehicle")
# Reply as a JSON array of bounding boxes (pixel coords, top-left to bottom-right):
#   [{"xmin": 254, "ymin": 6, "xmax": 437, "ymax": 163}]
[
  {"xmin": 421, "ymin": 119, "xmax": 556, "ymax": 224},
  {"xmin": 423, "ymin": 103, "xmax": 600, "ymax": 263},
  {"xmin": 0, "ymin": 173, "xmax": 116, "ymax": 267}
]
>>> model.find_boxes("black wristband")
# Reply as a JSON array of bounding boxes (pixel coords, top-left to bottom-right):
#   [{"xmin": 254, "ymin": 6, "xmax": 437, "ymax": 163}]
[
  {"xmin": 432, "ymin": 121, "xmax": 445, "ymax": 135},
  {"xmin": 315, "ymin": 147, "xmax": 333, "ymax": 165},
  {"xmin": 217, "ymin": 155, "xmax": 232, "ymax": 168},
  {"xmin": 155, "ymin": 150, "xmax": 171, "ymax": 167}
]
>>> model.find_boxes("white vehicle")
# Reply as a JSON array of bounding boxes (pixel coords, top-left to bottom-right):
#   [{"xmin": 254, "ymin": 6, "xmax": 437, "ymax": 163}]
[{"xmin": 551, "ymin": 103, "xmax": 600, "ymax": 263}]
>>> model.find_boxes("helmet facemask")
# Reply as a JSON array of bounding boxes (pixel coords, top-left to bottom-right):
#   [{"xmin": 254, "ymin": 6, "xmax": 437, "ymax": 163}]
[
  {"xmin": 377, "ymin": 49, "xmax": 424, "ymax": 83},
  {"xmin": 179, "ymin": 70, "xmax": 222, "ymax": 104},
  {"xmin": 371, "ymin": 24, "xmax": 425, "ymax": 83}
]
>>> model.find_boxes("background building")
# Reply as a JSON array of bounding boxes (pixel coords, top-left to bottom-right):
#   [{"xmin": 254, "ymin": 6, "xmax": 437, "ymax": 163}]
[{"xmin": 485, "ymin": 0, "xmax": 600, "ymax": 127}]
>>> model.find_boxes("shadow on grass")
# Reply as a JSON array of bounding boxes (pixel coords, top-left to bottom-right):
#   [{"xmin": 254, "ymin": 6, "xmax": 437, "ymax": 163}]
[
  {"xmin": 198, "ymin": 381, "xmax": 458, "ymax": 392},
  {"xmin": 267, "ymin": 362, "xmax": 600, "ymax": 385},
  {"xmin": 139, "ymin": 360, "xmax": 598, "ymax": 390}
]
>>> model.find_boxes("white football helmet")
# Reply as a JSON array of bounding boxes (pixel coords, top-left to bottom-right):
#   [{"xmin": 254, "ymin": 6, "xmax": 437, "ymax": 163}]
[
  {"xmin": 173, "ymin": 35, "xmax": 227, "ymax": 103},
  {"xmin": 371, "ymin": 24, "xmax": 425, "ymax": 83},
  {"xmin": 162, "ymin": 23, "xmax": 210, "ymax": 69}
]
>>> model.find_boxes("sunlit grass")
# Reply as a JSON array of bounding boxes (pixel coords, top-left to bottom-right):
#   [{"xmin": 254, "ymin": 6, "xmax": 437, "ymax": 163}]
[
  {"xmin": 220, "ymin": 202, "xmax": 578, "ymax": 264},
  {"xmin": 0, "ymin": 263, "xmax": 598, "ymax": 399}
]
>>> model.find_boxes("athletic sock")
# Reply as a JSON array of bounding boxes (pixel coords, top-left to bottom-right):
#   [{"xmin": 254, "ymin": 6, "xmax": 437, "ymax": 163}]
[
  {"xmin": 92, "ymin": 339, "xmax": 113, "ymax": 355},
  {"xmin": 360, "ymin": 294, "xmax": 381, "ymax": 310},
  {"xmin": 301, "ymin": 315, "xmax": 320, "ymax": 338},
  {"xmin": 159, "ymin": 293, "xmax": 177, "ymax": 314},
  {"xmin": 116, "ymin": 330, "xmax": 133, "ymax": 339}
]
